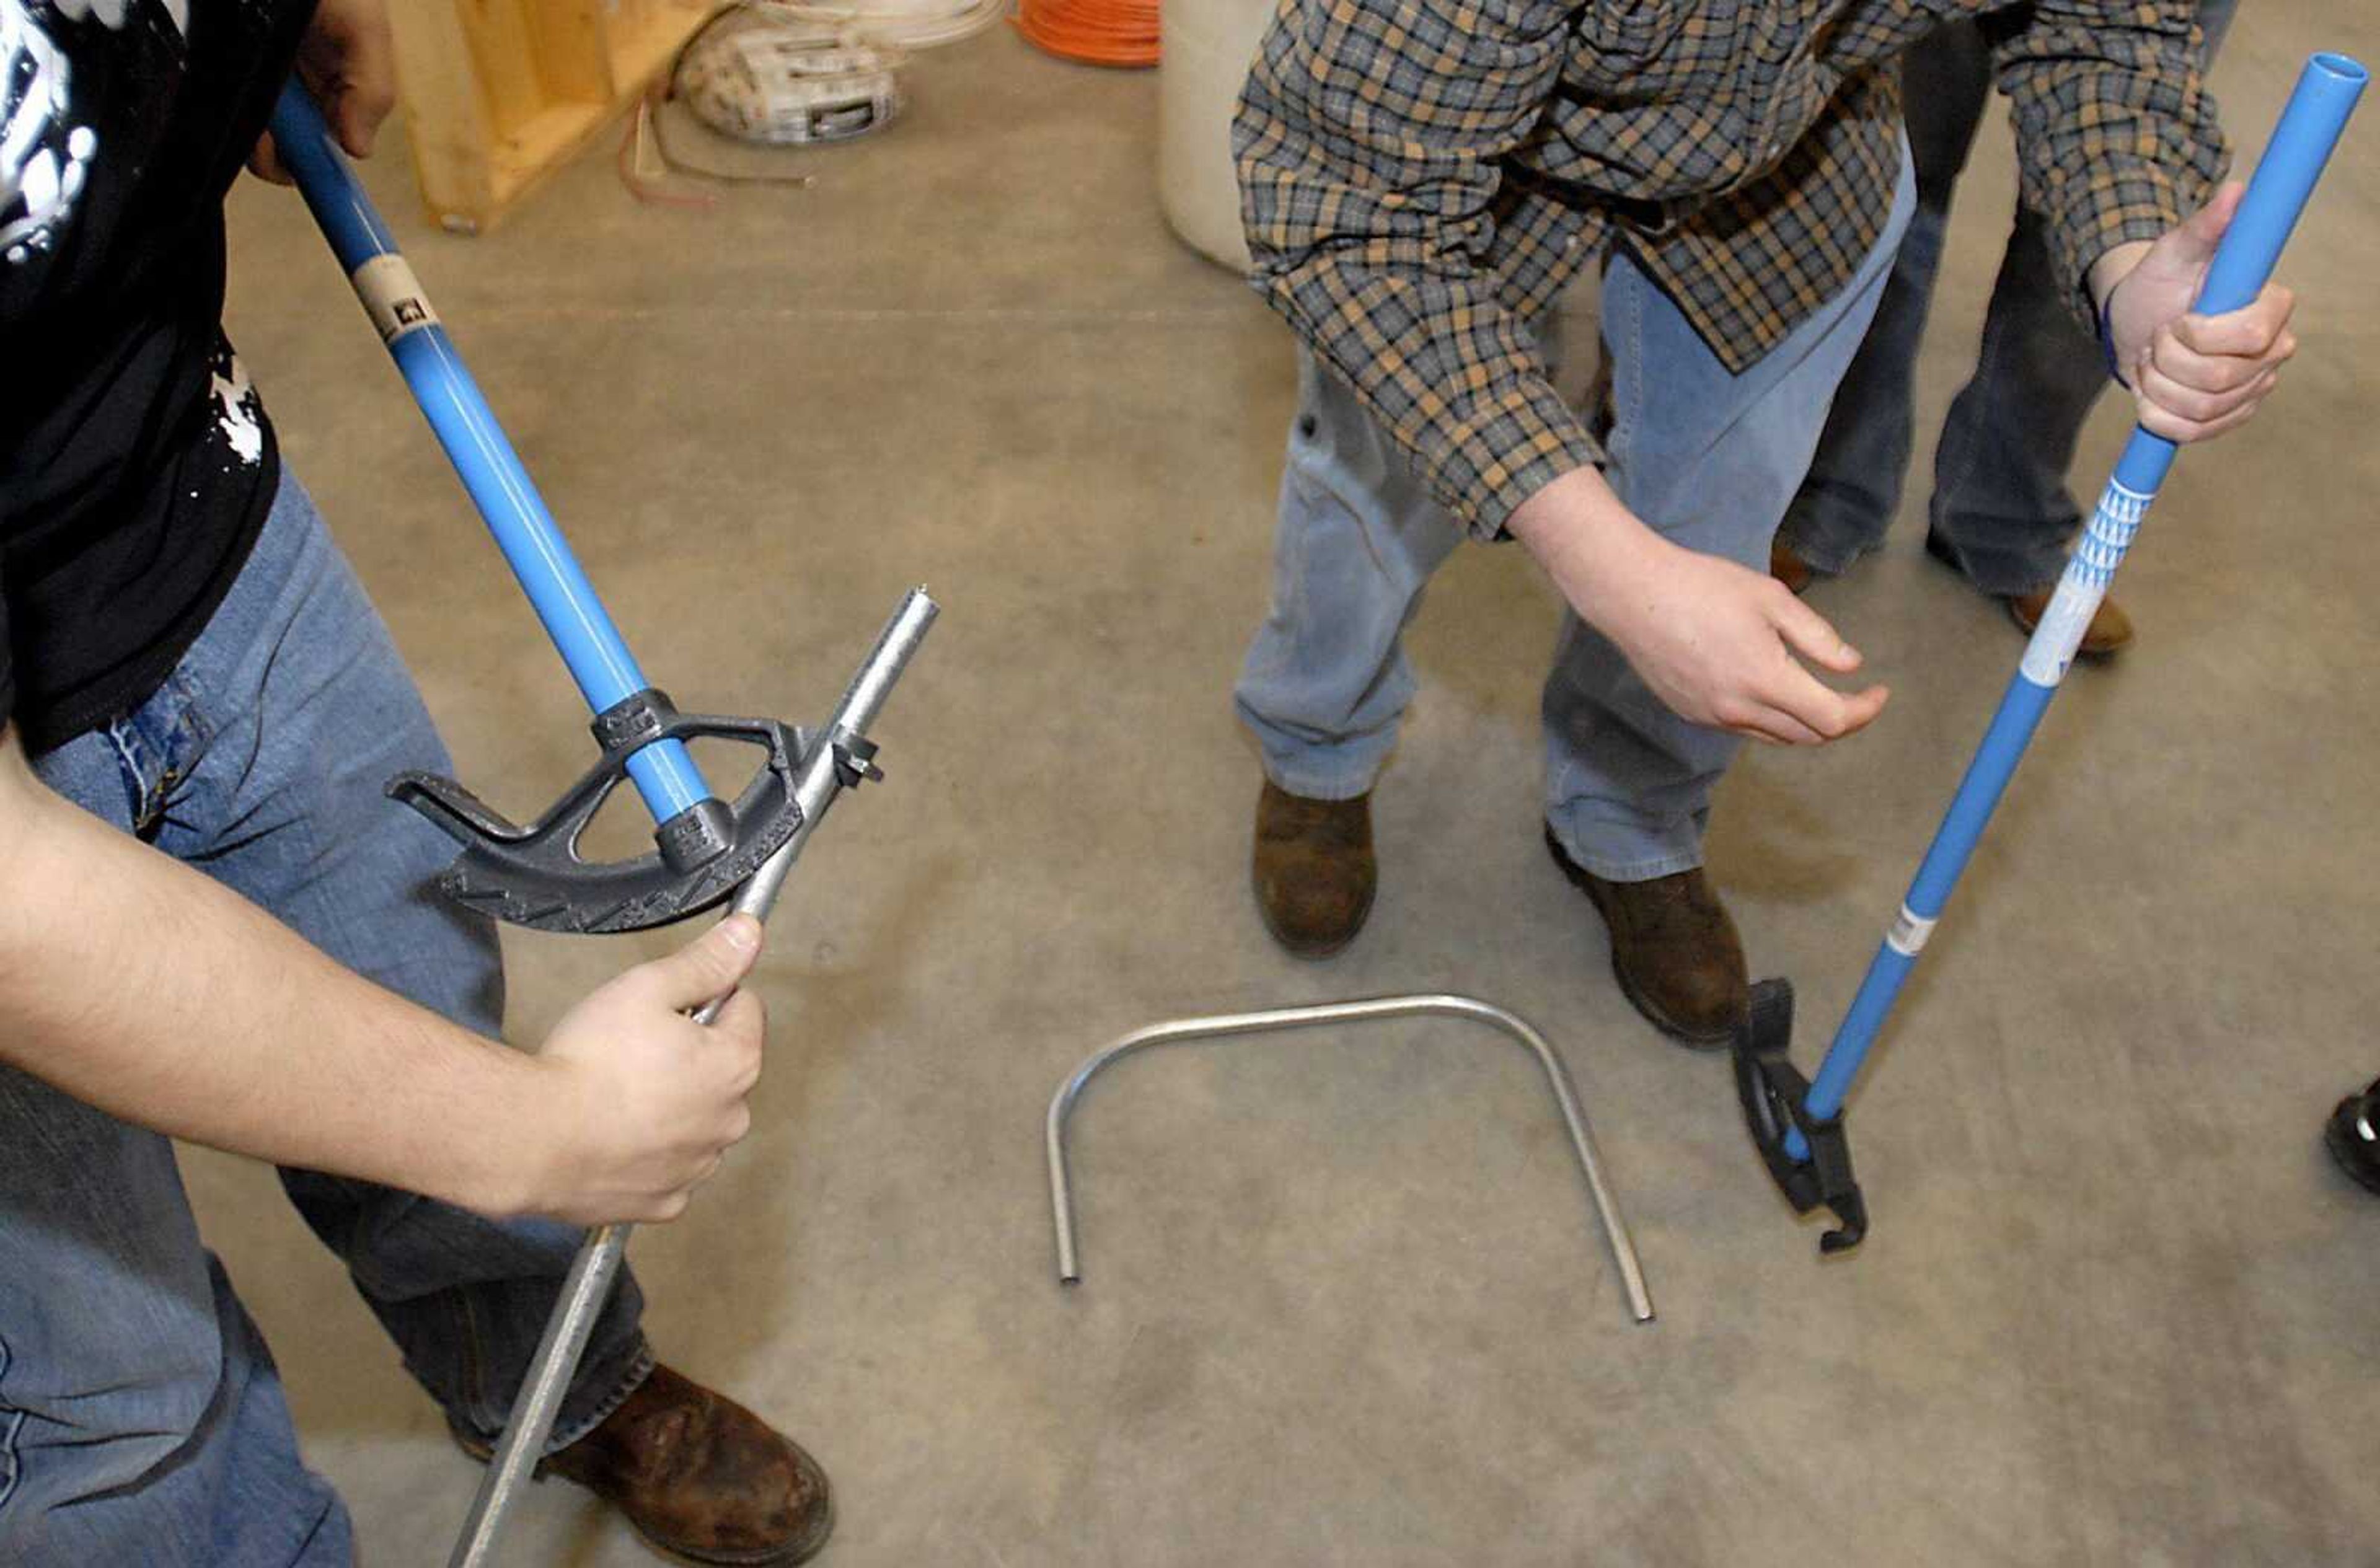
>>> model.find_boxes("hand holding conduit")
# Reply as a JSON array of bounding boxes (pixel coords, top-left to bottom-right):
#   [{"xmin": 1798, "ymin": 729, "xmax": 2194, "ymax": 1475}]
[{"xmin": 267, "ymin": 83, "xmax": 940, "ymax": 1566}]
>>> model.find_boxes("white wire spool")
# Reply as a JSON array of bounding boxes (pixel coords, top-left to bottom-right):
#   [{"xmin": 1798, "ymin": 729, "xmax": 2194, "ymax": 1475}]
[
  {"xmin": 676, "ymin": 8, "xmax": 905, "ymax": 144},
  {"xmin": 764, "ymin": 0, "xmax": 1002, "ymax": 49},
  {"xmin": 1157, "ymin": 0, "xmax": 1279, "ymax": 272}
]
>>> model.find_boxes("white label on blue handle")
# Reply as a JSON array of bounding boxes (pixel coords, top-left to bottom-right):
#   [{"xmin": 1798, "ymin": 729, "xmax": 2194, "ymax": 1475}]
[
  {"xmin": 1887, "ymin": 904, "xmax": 1937, "ymax": 957},
  {"xmin": 351, "ymin": 254, "xmax": 439, "ymax": 343}
]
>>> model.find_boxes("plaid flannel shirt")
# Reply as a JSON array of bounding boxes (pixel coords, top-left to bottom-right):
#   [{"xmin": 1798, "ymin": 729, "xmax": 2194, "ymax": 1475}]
[{"xmin": 1235, "ymin": 1, "xmax": 2227, "ymax": 539}]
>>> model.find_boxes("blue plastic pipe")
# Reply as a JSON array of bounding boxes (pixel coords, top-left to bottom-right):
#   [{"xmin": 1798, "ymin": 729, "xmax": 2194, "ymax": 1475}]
[
  {"xmin": 267, "ymin": 84, "xmax": 713, "ymax": 826},
  {"xmin": 1784, "ymin": 52, "xmax": 2368, "ymax": 1163}
]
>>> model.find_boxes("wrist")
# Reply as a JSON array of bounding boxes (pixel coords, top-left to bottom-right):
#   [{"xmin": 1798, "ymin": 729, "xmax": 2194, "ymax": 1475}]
[
  {"xmin": 2087, "ymin": 241, "xmax": 2153, "ymax": 317},
  {"xmin": 445, "ymin": 1044, "xmax": 575, "ymax": 1220},
  {"xmin": 1507, "ymin": 465, "xmax": 1670, "ymax": 630},
  {"xmin": 2089, "ymin": 240, "xmax": 2154, "ymax": 388},
  {"xmin": 2096, "ymin": 288, "xmax": 2130, "ymax": 389}
]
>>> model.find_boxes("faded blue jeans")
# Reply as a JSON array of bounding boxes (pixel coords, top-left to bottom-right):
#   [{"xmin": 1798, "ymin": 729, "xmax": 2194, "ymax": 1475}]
[
  {"xmin": 1236, "ymin": 149, "xmax": 1915, "ymax": 881},
  {"xmin": 0, "ymin": 472, "xmax": 652, "ymax": 1566},
  {"xmin": 1778, "ymin": 2, "xmax": 2237, "ymax": 594}
]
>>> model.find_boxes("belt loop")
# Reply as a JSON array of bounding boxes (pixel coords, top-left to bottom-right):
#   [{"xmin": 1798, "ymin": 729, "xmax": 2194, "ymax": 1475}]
[{"xmin": 113, "ymin": 672, "xmax": 215, "ymax": 840}]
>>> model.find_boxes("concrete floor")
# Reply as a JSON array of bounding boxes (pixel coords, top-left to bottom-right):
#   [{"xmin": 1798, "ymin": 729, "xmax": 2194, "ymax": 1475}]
[{"xmin": 205, "ymin": 10, "xmax": 2380, "ymax": 1565}]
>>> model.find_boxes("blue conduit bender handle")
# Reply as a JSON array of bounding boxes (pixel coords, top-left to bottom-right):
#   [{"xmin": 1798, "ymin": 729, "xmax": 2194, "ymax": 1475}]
[
  {"xmin": 1734, "ymin": 53, "xmax": 2368, "ymax": 1253},
  {"xmin": 270, "ymin": 84, "xmax": 813, "ymax": 935},
  {"xmin": 268, "ymin": 82, "xmax": 710, "ymax": 824}
]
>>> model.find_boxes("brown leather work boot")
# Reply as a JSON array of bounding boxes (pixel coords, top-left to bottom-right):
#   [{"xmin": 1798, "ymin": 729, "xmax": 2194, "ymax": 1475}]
[
  {"xmin": 2006, "ymin": 586, "xmax": 2135, "ymax": 659},
  {"xmin": 1545, "ymin": 826, "xmax": 1746, "ymax": 1046},
  {"xmin": 1253, "ymin": 780, "xmax": 1375, "ymax": 959},
  {"xmin": 1768, "ymin": 537, "xmax": 1818, "ymax": 596},
  {"xmin": 450, "ymin": 1365, "xmax": 834, "ymax": 1566},
  {"xmin": 1926, "ymin": 526, "xmax": 2134, "ymax": 658}
]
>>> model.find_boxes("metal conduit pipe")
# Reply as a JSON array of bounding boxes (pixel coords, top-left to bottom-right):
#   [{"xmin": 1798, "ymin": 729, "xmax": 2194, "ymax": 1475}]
[
  {"xmin": 1045, "ymin": 993, "xmax": 1656, "ymax": 1325},
  {"xmin": 449, "ymin": 588, "xmax": 939, "ymax": 1567}
]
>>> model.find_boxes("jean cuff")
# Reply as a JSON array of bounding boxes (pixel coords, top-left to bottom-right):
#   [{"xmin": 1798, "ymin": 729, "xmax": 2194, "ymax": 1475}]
[
  {"xmin": 544, "ymin": 1338, "xmax": 657, "ymax": 1455},
  {"xmin": 1263, "ymin": 764, "xmax": 1378, "ymax": 803},
  {"xmin": 1548, "ymin": 820, "xmax": 1703, "ymax": 883},
  {"xmin": 1926, "ymin": 522, "xmax": 2068, "ymax": 599},
  {"xmin": 1773, "ymin": 508, "xmax": 1871, "ymax": 579}
]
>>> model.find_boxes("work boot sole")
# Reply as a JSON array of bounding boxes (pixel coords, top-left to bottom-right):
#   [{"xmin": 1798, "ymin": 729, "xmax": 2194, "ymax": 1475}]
[{"xmin": 1544, "ymin": 828, "xmax": 1734, "ymax": 1049}]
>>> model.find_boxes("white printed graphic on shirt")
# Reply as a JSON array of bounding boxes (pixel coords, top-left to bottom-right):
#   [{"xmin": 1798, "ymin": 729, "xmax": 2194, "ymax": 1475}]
[
  {"xmin": 53, "ymin": 0, "xmax": 190, "ymax": 33},
  {"xmin": 1, "ymin": 1, "xmax": 97, "ymax": 265},
  {"xmin": 2, "ymin": 0, "xmax": 190, "ymax": 266},
  {"xmin": 212, "ymin": 353, "xmax": 263, "ymax": 464}
]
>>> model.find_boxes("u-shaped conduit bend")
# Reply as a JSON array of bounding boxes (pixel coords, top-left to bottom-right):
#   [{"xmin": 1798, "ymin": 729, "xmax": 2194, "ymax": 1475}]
[{"xmin": 1044, "ymin": 993, "xmax": 1656, "ymax": 1324}]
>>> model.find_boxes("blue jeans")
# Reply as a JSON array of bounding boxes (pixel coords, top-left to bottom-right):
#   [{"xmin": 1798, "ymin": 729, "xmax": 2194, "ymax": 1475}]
[
  {"xmin": 0, "ymin": 473, "xmax": 653, "ymax": 1566},
  {"xmin": 1236, "ymin": 150, "xmax": 1915, "ymax": 880},
  {"xmin": 1777, "ymin": 2, "xmax": 2237, "ymax": 595}
]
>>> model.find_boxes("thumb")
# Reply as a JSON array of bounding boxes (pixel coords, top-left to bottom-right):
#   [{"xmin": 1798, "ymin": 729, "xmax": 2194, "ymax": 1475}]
[
  {"xmin": 637, "ymin": 915, "xmax": 764, "ymax": 1013},
  {"xmin": 333, "ymin": 99, "xmax": 381, "ymax": 161},
  {"xmin": 247, "ymin": 130, "xmax": 293, "ymax": 186},
  {"xmin": 2161, "ymin": 180, "xmax": 2246, "ymax": 270},
  {"xmin": 1768, "ymin": 589, "xmax": 1865, "ymax": 676}
]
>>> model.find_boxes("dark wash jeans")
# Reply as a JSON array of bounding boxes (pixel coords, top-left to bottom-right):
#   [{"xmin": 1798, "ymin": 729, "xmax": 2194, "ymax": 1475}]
[
  {"xmin": 1779, "ymin": 1, "xmax": 2239, "ymax": 595},
  {"xmin": 0, "ymin": 472, "xmax": 651, "ymax": 1566}
]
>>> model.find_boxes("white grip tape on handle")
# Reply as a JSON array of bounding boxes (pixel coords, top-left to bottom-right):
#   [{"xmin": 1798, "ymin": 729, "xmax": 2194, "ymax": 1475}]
[{"xmin": 2022, "ymin": 478, "xmax": 2148, "ymax": 686}]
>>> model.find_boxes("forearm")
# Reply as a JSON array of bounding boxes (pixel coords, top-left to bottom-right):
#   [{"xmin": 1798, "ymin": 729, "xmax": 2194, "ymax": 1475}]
[
  {"xmin": 0, "ymin": 733, "xmax": 546, "ymax": 1215},
  {"xmin": 1504, "ymin": 462, "xmax": 1662, "ymax": 619},
  {"xmin": 1504, "ymin": 459, "xmax": 1885, "ymax": 746}
]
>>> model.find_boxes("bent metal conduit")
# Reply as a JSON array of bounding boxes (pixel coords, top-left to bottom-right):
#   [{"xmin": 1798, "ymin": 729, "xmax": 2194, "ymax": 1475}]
[{"xmin": 1045, "ymin": 994, "xmax": 1656, "ymax": 1325}]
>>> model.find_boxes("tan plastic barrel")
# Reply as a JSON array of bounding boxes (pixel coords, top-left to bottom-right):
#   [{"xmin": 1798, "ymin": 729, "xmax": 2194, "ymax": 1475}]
[{"xmin": 1157, "ymin": 0, "xmax": 1279, "ymax": 272}]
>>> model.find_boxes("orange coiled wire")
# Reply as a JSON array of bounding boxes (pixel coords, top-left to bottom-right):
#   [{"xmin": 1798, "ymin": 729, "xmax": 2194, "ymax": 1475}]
[{"xmin": 1013, "ymin": 0, "xmax": 1158, "ymax": 67}]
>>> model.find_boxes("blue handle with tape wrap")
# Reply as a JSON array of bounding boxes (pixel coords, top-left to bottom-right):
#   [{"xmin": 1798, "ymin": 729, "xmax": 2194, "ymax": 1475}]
[
  {"xmin": 266, "ymin": 82, "xmax": 713, "ymax": 826},
  {"xmin": 1735, "ymin": 53, "xmax": 2367, "ymax": 1242}
]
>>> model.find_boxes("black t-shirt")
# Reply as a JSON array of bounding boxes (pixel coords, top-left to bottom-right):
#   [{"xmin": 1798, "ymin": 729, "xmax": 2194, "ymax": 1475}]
[{"xmin": 0, "ymin": 0, "xmax": 314, "ymax": 752}]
